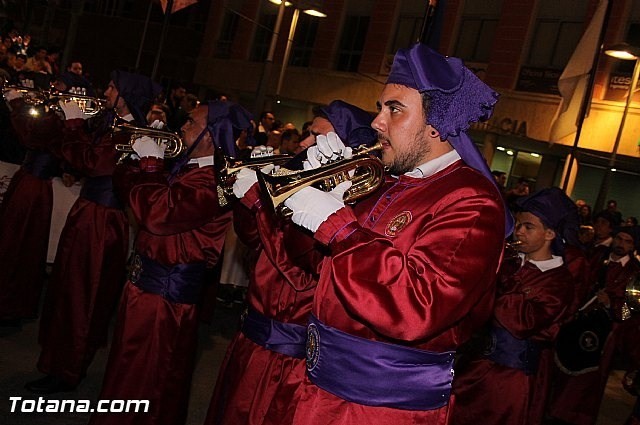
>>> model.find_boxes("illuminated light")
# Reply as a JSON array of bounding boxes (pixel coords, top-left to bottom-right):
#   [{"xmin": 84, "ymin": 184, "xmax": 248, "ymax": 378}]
[
  {"xmin": 611, "ymin": 168, "xmax": 617, "ymax": 172},
  {"xmin": 28, "ymin": 107, "xmax": 40, "ymax": 117},
  {"xmin": 276, "ymin": 99, "xmax": 281, "ymax": 104},
  {"xmin": 506, "ymin": 150, "xmax": 514, "ymax": 156},
  {"xmin": 303, "ymin": 9, "xmax": 327, "ymax": 17},
  {"xmin": 530, "ymin": 152, "xmax": 540, "ymax": 158},
  {"xmin": 269, "ymin": 0, "xmax": 293, "ymax": 6},
  {"xmin": 496, "ymin": 146, "xmax": 506, "ymax": 151}
]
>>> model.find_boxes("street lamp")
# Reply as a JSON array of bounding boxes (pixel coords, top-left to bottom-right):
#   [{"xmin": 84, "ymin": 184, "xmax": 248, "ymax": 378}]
[
  {"xmin": 593, "ymin": 42, "xmax": 640, "ymax": 213},
  {"xmin": 253, "ymin": 1, "xmax": 326, "ymax": 114}
]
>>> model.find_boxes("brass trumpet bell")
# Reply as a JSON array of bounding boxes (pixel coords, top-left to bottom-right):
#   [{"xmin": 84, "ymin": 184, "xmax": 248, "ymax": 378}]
[
  {"xmin": 112, "ymin": 116, "xmax": 186, "ymax": 159},
  {"xmin": 257, "ymin": 142, "xmax": 385, "ymax": 216},
  {"xmin": 626, "ymin": 274, "xmax": 640, "ymax": 313}
]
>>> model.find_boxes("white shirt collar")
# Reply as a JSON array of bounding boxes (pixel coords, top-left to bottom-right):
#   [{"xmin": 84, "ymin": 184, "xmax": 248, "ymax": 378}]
[
  {"xmin": 595, "ymin": 236, "xmax": 613, "ymax": 248},
  {"xmin": 518, "ymin": 253, "xmax": 564, "ymax": 272},
  {"xmin": 121, "ymin": 113, "xmax": 135, "ymax": 122},
  {"xmin": 187, "ymin": 155, "xmax": 214, "ymax": 167},
  {"xmin": 403, "ymin": 150, "xmax": 461, "ymax": 179},
  {"xmin": 608, "ymin": 253, "xmax": 630, "ymax": 267}
]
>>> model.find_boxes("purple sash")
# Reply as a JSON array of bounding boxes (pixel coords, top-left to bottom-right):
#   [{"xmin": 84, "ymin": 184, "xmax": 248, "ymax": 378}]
[
  {"xmin": 241, "ymin": 308, "xmax": 306, "ymax": 359},
  {"xmin": 484, "ymin": 325, "xmax": 541, "ymax": 375},
  {"xmin": 306, "ymin": 315, "xmax": 455, "ymax": 410},
  {"xmin": 129, "ymin": 254, "xmax": 206, "ymax": 304},
  {"xmin": 80, "ymin": 175, "xmax": 122, "ymax": 209},
  {"xmin": 22, "ymin": 150, "xmax": 58, "ymax": 180}
]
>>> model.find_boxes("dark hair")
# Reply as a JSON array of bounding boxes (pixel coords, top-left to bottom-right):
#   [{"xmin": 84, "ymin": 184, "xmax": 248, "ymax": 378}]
[
  {"xmin": 281, "ymin": 129, "xmax": 300, "ymax": 142},
  {"xmin": 420, "ymin": 92, "xmax": 431, "ymax": 123},
  {"xmin": 260, "ymin": 110, "xmax": 274, "ymax": 120},
  {"xmin": 311, "ymin": 105, "xmax": 328, "ymax": 120}
]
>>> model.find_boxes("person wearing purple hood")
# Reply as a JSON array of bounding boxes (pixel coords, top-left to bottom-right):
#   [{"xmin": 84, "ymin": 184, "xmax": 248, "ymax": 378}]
[
  {"xmin": 203, "ymin": 100, "xmax": 377, "ymax": 425},
  {"xmin": 452, "ymin": 187, "xmax": 576, "ymax": 425},
  {"xmin": 275, "ymin": 43, "xmax": 510, "ymax": 424},
  {"xmin": 25, "ymin": 70, "xmax": 162, "ymax": 394},
  {"xmin": 89, "ymin": 100, "xmax": 248, "ymax": 425}
]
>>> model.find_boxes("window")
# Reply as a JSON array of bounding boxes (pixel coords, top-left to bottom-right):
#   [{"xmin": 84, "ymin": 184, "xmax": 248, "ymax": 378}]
[
  {"xmin": 526, "ymin": 0, "xmax": 589, "ymax": 70},
  {"xmin": 215, "ymin": 10, "xmax": 239, "ymax": 59},
  {"xmin": 454, "ymin": 0, "xmax": 502, "ymax": 63},
  {"xmin": 455, "ymin": 18, "xmax": 498, "ymax": 62},
  {"xmin": 391, "ymin": 16, "xmax": 423, "ymax": 52},
  {"xmin": 251, "ymin": 13, "xmax": 277, "ymax": 62},
  {"xmin": 336, "ymin": 15, "xmax": 369, "ymax": 72},
  {"xmin": 290, "ymin": 13, "xmax": 318, "ymax": 67}
]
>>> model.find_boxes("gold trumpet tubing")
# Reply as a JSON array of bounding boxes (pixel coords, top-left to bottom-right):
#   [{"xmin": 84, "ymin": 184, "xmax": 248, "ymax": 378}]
[
  {"xmin": 217, "ymin": 154, "xmax": 292, "ymax": 199},
  {"xmin": 257, "ymin": 142, "xmax": 384, "ymax": 216},
  {"xmin": 112, "ymin": 118, "xmax": 186, "ymax": 159}
]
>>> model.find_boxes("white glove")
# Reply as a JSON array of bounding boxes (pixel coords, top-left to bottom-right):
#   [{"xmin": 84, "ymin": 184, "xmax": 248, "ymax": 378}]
[
  {"xmin": 58, "ymin": 100, "xmax": 88, "ymax": 120},
  {"xmin": 132, "ymin": 136, "xmax": 165, "ymax": 159},
  {"xmin": 303, "ymin": 132, "xmax": 352, "ymax": 170},
  {"xmin": 284, "ymin": 181, "xmax": 352, "ymax": 233},
  {"xmin": 251, "ymin": 145, "xmax": 268, "ymax": 158},
  {"xmin": 232, "ymin": 167, "xmax": 258, "ymax": 199},
  {"xmin": 3, "ymin": 89, "xmax": 22, "ymax": 102},
  {"xmin": 149, "ymin": 119, "xmax": 165, "ymax": 130}
]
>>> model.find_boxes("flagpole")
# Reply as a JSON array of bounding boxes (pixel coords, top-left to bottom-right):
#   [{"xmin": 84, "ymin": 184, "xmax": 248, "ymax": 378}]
[
  {"xmin": 135, "ymin": 1, "xmax": 154, "ymax": 72},
  {"xmin": 418, "ymin": 1, "xmax": 437, "ymax": 44},
  {"xmin": 152, "ymin": 0, "xmax": 174, "ymax": 80},
  {"xmin": 561, "ymin": 0, "xmax": 612, "ymax": 192}
]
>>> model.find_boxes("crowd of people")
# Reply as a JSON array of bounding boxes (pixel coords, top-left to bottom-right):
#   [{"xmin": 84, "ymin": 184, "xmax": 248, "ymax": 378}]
[{"xmin": 0, "ymin": 29, "xmax": 639, "ymax": 425}]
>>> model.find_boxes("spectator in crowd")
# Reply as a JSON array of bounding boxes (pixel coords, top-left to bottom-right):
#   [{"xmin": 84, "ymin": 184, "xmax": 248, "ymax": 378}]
[
  {"xmin": 165, "ymin": 82, "xmax": 188, "ymax": 130},
  {"xmin": 254, "ymin": 110, "xmax": 275, "ymax": 145}
]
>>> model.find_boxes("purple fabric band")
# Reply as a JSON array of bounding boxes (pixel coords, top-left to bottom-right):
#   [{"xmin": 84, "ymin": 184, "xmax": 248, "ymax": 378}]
[
  {"xmin": 241, "ymin": 308, "xmax": 307, "ymax": 359},
  {"xmin": 485, "ymin": 325, "xmax": 541, "ymax": 375},
  {"xmin": 129, "ymin": 254, "xmax": 206, "ymax": 305},
  {"xmin": 22, "ymin": 150, "xmax": 58, "ymax": 180},
  {"xmin": 306, "ymin": 315, "xmax": 455, "ymax": 410},
  {"xmin": 79, "ymin": 175, "xmax": 122, "ymax": 209}
]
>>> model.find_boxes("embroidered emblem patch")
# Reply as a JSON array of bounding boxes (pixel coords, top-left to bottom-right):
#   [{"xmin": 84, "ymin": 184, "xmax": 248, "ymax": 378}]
[
  {"xmin": 578, "ymin": 330, "xmax": 600, "ymax": 352},
  {"xmin": 306, "ymin": 323, "xmax": 320, "ymax": 371},
  {"xmin": 385, "ymin": 211, "xmax": 412, "ymax": 237},
  {"xmin": 129, "ymin": 254, "xmax": 142, "ymax": 283}
]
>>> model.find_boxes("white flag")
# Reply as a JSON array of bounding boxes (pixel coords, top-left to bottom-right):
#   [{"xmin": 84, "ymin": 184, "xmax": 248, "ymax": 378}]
[{"xmin": 548, "ymin": 0, "xmax": 608, "ymax": 142}]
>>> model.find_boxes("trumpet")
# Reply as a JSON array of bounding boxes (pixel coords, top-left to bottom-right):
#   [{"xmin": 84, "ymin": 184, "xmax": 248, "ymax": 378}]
[
  {"xmin": 1, "ymin": 82, "xmax": 106, "ymax": 116},
  {"xmin": 624, "ymin": 274, "xmax": 640, "ymax": 315},
  {"xmin": 112, "ymin": 116, "xmax": 186, "ymax": 159},
  {"xmin": 50, "ymin": 93, "xmax": 107, "ymax": 116},
  {"xmin": 256, "ymin": 142, "xmax": 384, "ymax": 216},
  {"xmin": 215, "ymin": 151, "xmax": 293, "ymax": 207}
]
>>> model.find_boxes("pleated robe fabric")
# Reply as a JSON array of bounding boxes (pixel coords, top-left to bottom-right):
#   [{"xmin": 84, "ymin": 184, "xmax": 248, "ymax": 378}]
[
  {"xmin": 548, "ymin": 258, "xmax": 640, "ymax": 425},
  {"xmin": 0, "ymin": 101, "xmax": 62, "ymax": 320},
  {"xmin": 37, "ymin": 118, "xmax": 129, "ymax": 386},
  {"xmin": 281, "ymin": 161, "xmax": 506, "ymax": 425},
  {"xmin": 452, "ymin": 257, "xmax": 574, "ymax": 425},
  {"xmin": 205, "ymin": 183, "xmax": 322, "ymax": 425},
  {"xmin": 90, "ymin": 158, "xmax": 231, "ymax": 425}
]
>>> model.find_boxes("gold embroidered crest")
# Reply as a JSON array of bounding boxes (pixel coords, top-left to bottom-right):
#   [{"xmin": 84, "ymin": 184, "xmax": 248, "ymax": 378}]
[{"xmin": 385, "ymin": 211, "xmax": 412, "ymax": 237}]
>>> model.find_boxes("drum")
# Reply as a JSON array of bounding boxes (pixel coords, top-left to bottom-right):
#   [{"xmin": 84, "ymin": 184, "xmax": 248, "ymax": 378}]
[{"xmin": 554, "ymin": 307, "xmax": 612, "ymax": 375}]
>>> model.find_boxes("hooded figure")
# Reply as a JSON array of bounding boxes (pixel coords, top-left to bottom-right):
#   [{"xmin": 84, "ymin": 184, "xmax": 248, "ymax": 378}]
[
  {"xmin": 515, "ymin": 187, "xmax": 581, "ymax": 255},
  {"xmin": 110, "ymin": 70, "xmax": 162, "ymax": 125},
  {"xmin": 386, "ymin": 43, "xmax": 513, "ymax": 236}
]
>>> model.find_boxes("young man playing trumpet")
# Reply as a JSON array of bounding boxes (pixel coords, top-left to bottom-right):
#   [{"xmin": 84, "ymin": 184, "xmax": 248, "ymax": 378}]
[
  {"xmin": 274, "ymin": 44, "xmax": 510, "ymax": 424},
  {"xmin": 205, "ymin": 100, "xmax": 378, "ymax": 425},
  {"xmin": 26, "ymin": 70, "xmax": 161, "ymax": 394},
  {"xmin": 89, "ymin": 100, "xmax": 252, "ymax": 425}
]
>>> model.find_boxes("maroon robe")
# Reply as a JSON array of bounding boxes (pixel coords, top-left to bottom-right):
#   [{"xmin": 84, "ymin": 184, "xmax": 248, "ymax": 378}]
[
  {"xmin": 281, "ymin": 161, "xmax": 505, "ymax": 425},
  {"xmin": 37, "ymin": 118, "xmax": 129, "ymax": 386},
  {"xmin": 0, "ymin": 101, "xmax": 62, "ymax": 320},
  {"xmin": 452, "ymin": 256, "xmax": 574, "ymax": 425},
  {"xmin": 549, "ymin": 256, "xmax": 640, "ymax": 425},
  {"xmin": 205, "ymin": 183, "xmax": 322, "ymax": 425},
  {"xmin": 90, "ymin": 156, "xmax": 231, "ymax": 425}
]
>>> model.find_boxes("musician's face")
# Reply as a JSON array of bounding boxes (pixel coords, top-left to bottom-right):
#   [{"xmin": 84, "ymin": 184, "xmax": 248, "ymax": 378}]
[
  {"xmin": 299, "ymin": 117, "xmax": 334, "ymax": 150},
  {"xmin": 104, "ymin": 80, "xmax": 124, "ymax": 110},
  {"xmin": 181, "ymin": 105, "xmax": 212, "ymax": 156},
  {"xmin": 514, "ymin": 212, "xmax": 555, "ymax": 261},
  {"xmin": 611, "ymin": 232, "xmax": 635, "ymax": 257},
  {"xmin": 372, "ymin": 84, "xmax": 443, "ymax": 175}
]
